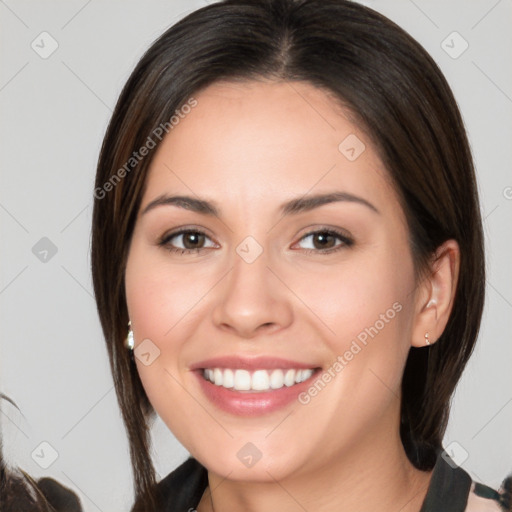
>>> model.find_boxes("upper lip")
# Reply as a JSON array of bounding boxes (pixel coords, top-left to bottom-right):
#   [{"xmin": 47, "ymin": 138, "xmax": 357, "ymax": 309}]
[{"xmin": 190, "ymin": 355, "xmax": 321, "ymax": 371}]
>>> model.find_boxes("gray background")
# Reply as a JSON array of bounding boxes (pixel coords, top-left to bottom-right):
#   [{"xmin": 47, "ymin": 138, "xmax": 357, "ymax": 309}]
[{"xmin": 0, "ymin": 1, "xmax": 511, "ymax": 510}]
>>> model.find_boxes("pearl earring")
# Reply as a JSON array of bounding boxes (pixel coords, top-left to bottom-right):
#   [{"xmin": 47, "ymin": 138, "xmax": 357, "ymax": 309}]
[
  {"xmin": 424, "ymin": 332, "xmax": 431, "ymax": 346},
  {"xmin": 126, "ymin": 321, "xmax": 134, "ymax": 350}
]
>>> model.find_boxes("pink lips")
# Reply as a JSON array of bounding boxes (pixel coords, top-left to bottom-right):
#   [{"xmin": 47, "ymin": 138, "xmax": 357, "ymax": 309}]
[
  {"xmin": 190, "ymin": 355, "xmax": 321, "ymax": 416},
  {"xmin": 190, "ymin": 355, "xmax": 319, "ymax": 371}
]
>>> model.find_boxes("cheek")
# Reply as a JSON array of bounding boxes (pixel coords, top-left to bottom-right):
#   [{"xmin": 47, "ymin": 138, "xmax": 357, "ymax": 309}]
[
  {"xmin": 285, "ymin": 248, "xmax": 414, "ymax": 349},
  {"xmin": 284, "ymin": 257, "xmax": 414, "ymax": 439},
  {"xmin": 125, "ymin": 241, "xmax": 214, "ymax": 342},
  {"xmin": 284, "ymin": 247, "xmax": 415, "ymax": 416},
  {"xmin": 124, "ymin": 240, "xmax": 219, "ymax": 428}
]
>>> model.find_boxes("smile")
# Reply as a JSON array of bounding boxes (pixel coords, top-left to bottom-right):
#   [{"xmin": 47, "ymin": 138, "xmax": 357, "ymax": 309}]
[
  {"xmin": 202, "ymin": 367, "xmax": 316, "ymax": 392},
  {"xmin": 194, "ymin": 365, "xmax": 322, "ymax": 416}
]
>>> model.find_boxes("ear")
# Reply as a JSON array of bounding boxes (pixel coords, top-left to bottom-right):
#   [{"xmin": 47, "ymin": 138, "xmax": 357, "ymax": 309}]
[{"xmin": 411, "ymin": 239, "xmax": 460, "ymax": 348}]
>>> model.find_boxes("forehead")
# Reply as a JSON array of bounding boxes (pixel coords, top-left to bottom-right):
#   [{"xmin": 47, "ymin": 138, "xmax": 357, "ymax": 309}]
[{"xmin": 143, "ymin": 80, "xmax": 400, "ymax": 218}]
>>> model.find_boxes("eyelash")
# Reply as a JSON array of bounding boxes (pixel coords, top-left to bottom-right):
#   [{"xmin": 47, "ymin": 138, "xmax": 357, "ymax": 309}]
[
  {"xmin": 158, "ymin": 227, "xmax": 354, "ymax": 256},
  {"xmin": 296, "ymin": 228, "xmax": 354, "ymax": 255}
]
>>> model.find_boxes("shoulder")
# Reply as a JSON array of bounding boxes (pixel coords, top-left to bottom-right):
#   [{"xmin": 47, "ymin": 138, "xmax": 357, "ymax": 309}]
[
  {"xmin": 465, "ymin": 481, "xmax": 510, "ymax": 512},
  {"xmin": 465, "ymin": 478, "xmax": 512, "ymax": 512},
  {"xmin": 465, "ymin": 490, "xmax": 502, "ymax": 512}
]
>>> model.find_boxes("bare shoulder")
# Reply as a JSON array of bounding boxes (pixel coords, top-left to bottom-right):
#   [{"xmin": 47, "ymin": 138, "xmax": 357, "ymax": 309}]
[{"xmin": 465, "ymin": 484, "xmax": 504, "ymax": 512}]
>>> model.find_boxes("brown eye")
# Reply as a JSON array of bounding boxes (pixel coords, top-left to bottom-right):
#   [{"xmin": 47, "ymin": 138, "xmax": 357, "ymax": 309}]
[
  {"xmin": 180, "ymin": 231, "xmax": 206, "ymax": 249},
  {"xmin": 311, "ymin": 232, "xmax": 337, "ymax": 249},
  {"xmin": 160, "ymin": 229, "xmax": 217, "ymax": 253},
  {"xmin": 296, "ymin": 229, "xmax": 354, "ymax": 253}
]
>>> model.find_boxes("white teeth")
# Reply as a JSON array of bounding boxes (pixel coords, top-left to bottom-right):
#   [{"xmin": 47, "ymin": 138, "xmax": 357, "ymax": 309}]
[
  {"xmin": 303, "ymin": 369, "xmax": 314, "ymax": 381},
  {"xmin": 223, "ymin": 368, "xmax": 234, "ymax": 388},
  {"xmin": 284, "ymin": 369, "xmax": 296, "ymax": 387},
  {"xmin": 234, "ymin": 369, "xmax": 251, "ymax": 390},
  {"xmin": 296, "ymin": 369, "xmax": 314, "ymax": 383},
  {"xmin": 251, "ymin": 369, "xmax": 270, "ymax": 390},
  {"xmin": 269, "ymin": 369, "xmax": 285, "ymax": 389},
  {"xmin": 202, "ymin": 367, "xmax": 316, "ymax": 391}
]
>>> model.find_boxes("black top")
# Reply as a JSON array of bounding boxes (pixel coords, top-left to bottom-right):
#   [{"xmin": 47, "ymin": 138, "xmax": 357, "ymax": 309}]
[{"xmin": 137, "ymin": 449, "xmax": 511, "ymax": 512}]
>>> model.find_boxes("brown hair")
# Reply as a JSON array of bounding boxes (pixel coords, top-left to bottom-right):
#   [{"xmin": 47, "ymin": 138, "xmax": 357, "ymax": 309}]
[
  {"xmin": 91, "ymin": 0, "xmax": 485, "ymax": 507},
  {"xmin": 0, "ymin": 397, "xmax": 83, "ymax": 511}
]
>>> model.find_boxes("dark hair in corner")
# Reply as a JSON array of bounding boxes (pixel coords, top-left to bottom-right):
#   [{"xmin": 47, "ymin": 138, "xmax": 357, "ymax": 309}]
[
  {"xmin": 91, "ymin": 0, "xmax": 485, "ymax": 507},
  {"xmin": 0, "ymin": 395, "xmax": 83, "ymax": 511}
]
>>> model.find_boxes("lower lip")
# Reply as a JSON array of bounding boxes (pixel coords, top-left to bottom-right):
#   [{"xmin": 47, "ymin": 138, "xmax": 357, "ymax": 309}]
[{"xmin": 193, "ymin": 369, "xmax": 321, "ymax": 416}]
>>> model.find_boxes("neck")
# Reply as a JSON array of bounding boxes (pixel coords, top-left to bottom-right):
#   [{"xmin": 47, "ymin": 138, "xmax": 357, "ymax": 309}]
[{"xmin": 197, "ymin": 421, "xmax": 433, "ymax": 512}]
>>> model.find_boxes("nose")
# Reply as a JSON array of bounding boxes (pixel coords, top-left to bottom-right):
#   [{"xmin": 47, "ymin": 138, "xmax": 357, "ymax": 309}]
[{"xmin": 211, "ymin": 247, "xmax": 294, "ymax": 338}]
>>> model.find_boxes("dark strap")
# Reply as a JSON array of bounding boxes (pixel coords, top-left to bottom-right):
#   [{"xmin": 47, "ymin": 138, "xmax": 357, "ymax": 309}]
[
  {"xmin": 419, "ymin": 451, "xmax": 472, "ymax": 512},
  {"xmin": 151, "ymin": 457, "xmax": 208, "ymax": 512}
]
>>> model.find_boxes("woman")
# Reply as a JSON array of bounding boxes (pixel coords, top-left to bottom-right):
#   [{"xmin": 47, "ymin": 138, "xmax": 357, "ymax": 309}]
[{"xmin": 91, "ymin": 0, "xmax": 511, "ymax": 510}]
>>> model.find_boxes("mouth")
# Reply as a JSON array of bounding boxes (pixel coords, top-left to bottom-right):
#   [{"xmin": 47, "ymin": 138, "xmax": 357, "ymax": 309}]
[
  {"xmin": 192, "ymin": 365, "xmax": 323, "ymax": 416},
  {"xmin": 200, "ymin": 367, "xmax": 319, "ymax": 393}
]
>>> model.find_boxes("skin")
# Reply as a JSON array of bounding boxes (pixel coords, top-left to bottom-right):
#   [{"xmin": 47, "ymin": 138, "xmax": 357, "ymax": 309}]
[{"xmin": 124, "ymin": 80, "xmax": 460, "ymax": 512}]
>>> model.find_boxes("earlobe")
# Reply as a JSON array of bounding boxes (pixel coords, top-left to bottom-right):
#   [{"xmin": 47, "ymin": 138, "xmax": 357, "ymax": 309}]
[{"xmin": 411, "ymin": 240, "xmax": 460, "ymax": 348}]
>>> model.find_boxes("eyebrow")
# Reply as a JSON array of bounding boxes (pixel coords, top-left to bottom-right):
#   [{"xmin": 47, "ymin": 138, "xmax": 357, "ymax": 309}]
[
  {"xmin": 281, "ymin": 191, "xmax": 379, "ymax": 215},
  {"xmin": 141, "ymin": 191, "xmax": 379, "ymax": 217}
]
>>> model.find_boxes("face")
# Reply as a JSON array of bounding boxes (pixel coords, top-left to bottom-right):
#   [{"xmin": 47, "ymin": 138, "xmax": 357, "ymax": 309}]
[{"xmin": 125, "ymin": 80, "xmax": 420, "ymax": 482}]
